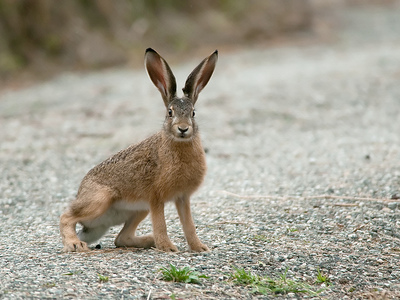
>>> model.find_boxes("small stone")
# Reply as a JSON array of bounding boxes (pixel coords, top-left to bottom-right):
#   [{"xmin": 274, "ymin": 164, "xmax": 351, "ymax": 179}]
[
  {"xmin": 277, "ymin": 256, "xmax": 286, "ymax": 262},
  {"xmin": 348, "ymin": 233, "xmax": 358, "ymax": 240},
  {"xmin": 338, "ymin": 277, "xmax": 349, "ymax": 284}
]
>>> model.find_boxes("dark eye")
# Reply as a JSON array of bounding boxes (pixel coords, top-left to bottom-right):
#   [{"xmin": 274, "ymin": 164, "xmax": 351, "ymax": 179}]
[
  {"xmin": 192, "ymin": 110, "xmax": 196, "ymax": 117},
  {"xmin": 168, "ymin": 109, "xmax": 173, "ymax": 117}
]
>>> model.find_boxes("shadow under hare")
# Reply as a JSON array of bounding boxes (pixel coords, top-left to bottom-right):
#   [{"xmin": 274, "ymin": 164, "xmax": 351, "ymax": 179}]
[{"xmin": 60, "ymin": 48, "xmax": 218, "ymax": 253}]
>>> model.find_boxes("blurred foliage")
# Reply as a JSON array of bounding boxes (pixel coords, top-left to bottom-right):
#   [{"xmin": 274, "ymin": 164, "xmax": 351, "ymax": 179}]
[{"xmin": 0, "ymin": 0, "xmax": 312, "ymax": 77}]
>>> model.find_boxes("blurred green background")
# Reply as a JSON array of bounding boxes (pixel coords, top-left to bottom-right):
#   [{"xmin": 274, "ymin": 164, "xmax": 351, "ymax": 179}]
[
  {"xmin": 0, "ymin": 0, "xmax": 311, "ymax": 75},
  {"xmin": 0, "ymin": 0, "xmax": 394, "ymax": 86}
]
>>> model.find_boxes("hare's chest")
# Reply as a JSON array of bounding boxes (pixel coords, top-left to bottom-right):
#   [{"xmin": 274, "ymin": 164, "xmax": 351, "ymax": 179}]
[{"xmin": 160, "ymin": 153, "xmax": 206, "ymax": 192}]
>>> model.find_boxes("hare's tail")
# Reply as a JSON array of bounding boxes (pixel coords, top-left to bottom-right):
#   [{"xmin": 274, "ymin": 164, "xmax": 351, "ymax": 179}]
[{"xmin": 77, "ymin": 226, "xmax": 108, "ymax": 244}]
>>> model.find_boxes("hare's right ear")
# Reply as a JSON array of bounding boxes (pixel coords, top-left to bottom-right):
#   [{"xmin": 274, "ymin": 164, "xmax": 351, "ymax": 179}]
[
  {"xmin": 145, "ymin": 48, "xmax": 177, "ymax": 107},
  {"xmin": 183, "ymin": 50, "xmax": 218, "ymax": 104}
]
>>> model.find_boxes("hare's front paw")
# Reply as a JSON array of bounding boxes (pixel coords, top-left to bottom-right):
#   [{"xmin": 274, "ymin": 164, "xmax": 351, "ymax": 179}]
[
  {"xmin": 63, "ymin": 239, "xmax": 89, "ymax": 252},
  {"xmin": 189, "ymin": 243, "xmax": 210, "ymax": 253},
  {"xmin": 156, "ymin": 241, "xmax": 179, "ymax": 253}
]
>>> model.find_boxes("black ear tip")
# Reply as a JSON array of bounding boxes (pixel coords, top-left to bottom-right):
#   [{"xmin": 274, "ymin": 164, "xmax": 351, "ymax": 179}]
[
  {"xmin": 213, "ymin": 49, "xmax": 218, "ymax": 56},
  {"xmin": 146, "ymin": 48, "xmax": 156, "ymax": 54}
]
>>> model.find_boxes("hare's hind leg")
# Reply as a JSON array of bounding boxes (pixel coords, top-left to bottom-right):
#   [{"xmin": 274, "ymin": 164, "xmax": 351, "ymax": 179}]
[
  {"xmin": 60, "ymin": 209, "xmax": 90, "ymax": 252},
  {"xmin": 114, "ymin": 210, "xmax": 155, "ymax": 248},
  {"xmin": 60, "ymin": 187, "xmax": 114, "ymax": 252}
]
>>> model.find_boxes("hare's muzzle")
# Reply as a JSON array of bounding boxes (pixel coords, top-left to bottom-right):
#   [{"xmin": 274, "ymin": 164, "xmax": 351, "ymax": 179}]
[
  {"xmin": 178, "ymin": 126, "xmax": 189, "ymax": 133},
  {"xmin": 173, "ymin": 124, "xmax": 193, "ymax": 140}
]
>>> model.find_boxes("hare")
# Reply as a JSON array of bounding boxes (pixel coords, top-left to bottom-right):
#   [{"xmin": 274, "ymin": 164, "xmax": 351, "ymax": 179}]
[{"xmin": 60, "ymin": 48, "xmax": 218, "ymax": 253}]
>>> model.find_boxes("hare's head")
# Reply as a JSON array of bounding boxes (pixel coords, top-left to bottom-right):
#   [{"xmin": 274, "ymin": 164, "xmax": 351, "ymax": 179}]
[{"xmin": 145, "ymin": 48, "xmax": 218, "ymax": 141}]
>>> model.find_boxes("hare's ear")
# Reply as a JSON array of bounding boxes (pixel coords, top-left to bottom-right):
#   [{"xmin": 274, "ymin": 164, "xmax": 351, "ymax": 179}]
[
  {"xmin": 145, "ymin": 48, "xmax": 177, "ymax": 106},
  {"xmin": 183, "ymin": 50, "xmax": 218, "ymax": 104}
]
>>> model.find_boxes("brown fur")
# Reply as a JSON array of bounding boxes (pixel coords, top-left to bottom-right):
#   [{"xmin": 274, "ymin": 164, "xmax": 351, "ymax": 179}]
[{"xmin": 60, "ymin": 48, "xmax": 217, "ymax": 252}]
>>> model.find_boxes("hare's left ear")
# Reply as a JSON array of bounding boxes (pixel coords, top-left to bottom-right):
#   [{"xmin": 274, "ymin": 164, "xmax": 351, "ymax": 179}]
[
  {"xmin": 183, "ymin": 50, "xmax": 218, "ymax": 104},
  {"xmin": 145, "ymin": 48, "xmax": 177, "ymax": 107}
]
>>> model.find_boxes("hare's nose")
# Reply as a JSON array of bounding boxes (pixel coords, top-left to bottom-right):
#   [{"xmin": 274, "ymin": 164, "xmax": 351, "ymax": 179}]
[{"xmin": 178, "ymin": 126, "xmax": 189, "ymax": 133}]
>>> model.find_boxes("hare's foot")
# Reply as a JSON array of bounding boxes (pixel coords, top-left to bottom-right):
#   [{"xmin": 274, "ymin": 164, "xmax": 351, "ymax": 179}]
[
  {"xmin": 189, "ymin": 242, "xmax": 210, "ymax": 253},
  {"xmin": 62, "ymin": 239, "xmax": 89, "ymax": 252},
  {"xmin": 155, "ymin": 240, "xmax": 179, "ymax": 253},
  {"xmin": 115, "ymin": 233, "xmax": 155, "ymax": 249}
]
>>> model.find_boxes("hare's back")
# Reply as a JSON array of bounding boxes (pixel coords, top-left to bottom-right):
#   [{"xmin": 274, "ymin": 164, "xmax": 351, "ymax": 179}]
[{"xmin": 78, "ymin": 134, "xmax": 161, "ymax": 196}]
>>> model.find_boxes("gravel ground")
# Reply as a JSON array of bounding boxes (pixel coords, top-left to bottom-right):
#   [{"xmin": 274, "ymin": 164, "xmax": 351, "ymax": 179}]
[{"xmin": 1, "ymin": 5, "xmax": 400, "ymax": 300}]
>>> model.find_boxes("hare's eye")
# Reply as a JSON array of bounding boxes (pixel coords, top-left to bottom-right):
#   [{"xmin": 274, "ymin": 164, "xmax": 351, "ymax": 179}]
[
  {"xmin": 168, "ymin": 109, "xmax": 173, "ymax": 117},
  {"xmin": 192, "ymin": 110, "xmax": 196, "ymax": 117}
]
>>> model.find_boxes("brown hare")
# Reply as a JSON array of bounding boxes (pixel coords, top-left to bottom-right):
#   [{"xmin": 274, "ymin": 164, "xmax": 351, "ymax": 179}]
[{"xmin": 60, "ymin": 48, "xmax": 218, "ymax": 253}]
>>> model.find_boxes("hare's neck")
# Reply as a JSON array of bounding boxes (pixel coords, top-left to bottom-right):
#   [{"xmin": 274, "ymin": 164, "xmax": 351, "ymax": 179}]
[{"xmin": 161, "ymin": 132, "xmax": 204, "ymax": 161}]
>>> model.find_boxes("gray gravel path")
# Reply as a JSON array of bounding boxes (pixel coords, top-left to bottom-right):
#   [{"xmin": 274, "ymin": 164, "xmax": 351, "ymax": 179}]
[{"xmin": 1, "ymin": 5, "xmax": 400, "ymax": 299}]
